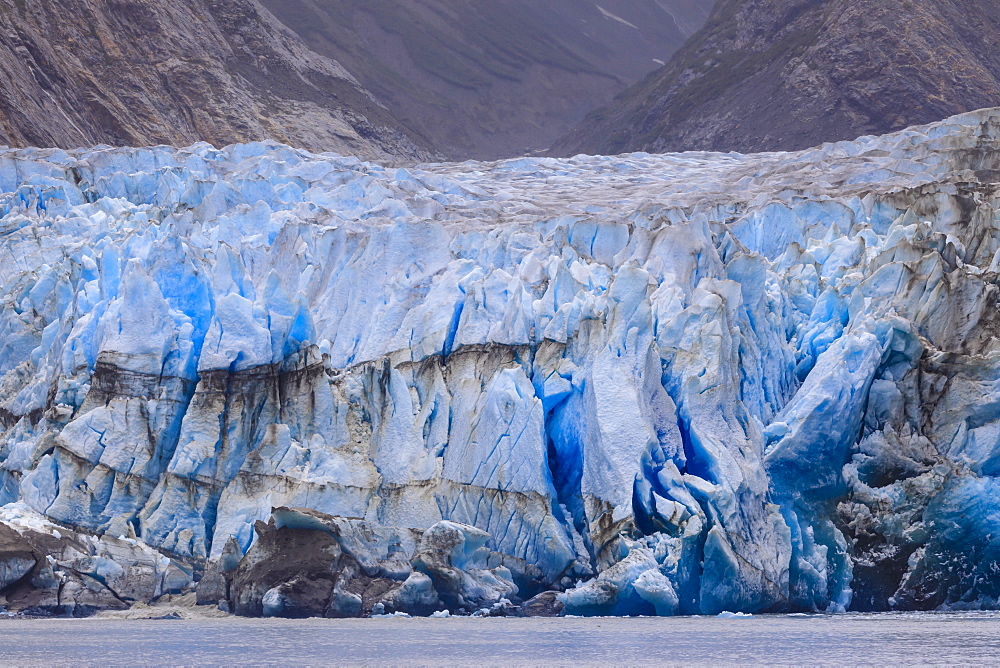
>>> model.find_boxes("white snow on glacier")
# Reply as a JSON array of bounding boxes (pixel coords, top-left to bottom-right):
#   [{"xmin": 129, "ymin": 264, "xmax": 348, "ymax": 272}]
[{"xmin": 2, "ymin": 108, "xmax": 1000, "ymax": 614}]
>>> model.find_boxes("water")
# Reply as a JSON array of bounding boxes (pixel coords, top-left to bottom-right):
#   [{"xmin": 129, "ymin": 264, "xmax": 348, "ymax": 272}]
[{"xmin": 2, "ymin": 613, "xmax": 999, "ymax": 666}]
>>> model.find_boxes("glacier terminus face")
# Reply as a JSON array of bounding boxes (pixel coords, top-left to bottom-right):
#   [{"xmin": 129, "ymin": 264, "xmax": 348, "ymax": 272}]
[{"xmin": 2, "ymin": 109, "xmax": 1000, "ymax": 616}]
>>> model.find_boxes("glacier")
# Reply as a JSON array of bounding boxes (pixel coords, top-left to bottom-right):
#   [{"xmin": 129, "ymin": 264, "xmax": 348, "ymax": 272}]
[{"xmin": 1, "ymin": 108, "xmax": 1000, "ymax": 616}]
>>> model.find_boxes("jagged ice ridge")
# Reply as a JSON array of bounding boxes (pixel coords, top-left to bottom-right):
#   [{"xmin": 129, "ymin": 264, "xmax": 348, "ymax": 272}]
[{"xmin": 2, "ymin": 109, "xmax": 1000, "ymax": 615}]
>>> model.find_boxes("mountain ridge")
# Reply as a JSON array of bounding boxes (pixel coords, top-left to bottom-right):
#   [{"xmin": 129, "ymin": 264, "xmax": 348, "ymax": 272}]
[{"xmin": 551, "ymin": 0, "xmax": 1000, "ymax": 156}]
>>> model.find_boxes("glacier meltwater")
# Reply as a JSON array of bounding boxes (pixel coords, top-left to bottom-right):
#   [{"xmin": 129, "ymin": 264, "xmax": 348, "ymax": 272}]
[{"xmin": 2, "ymin": 109, "xmax": 1000, "ymax": 617}]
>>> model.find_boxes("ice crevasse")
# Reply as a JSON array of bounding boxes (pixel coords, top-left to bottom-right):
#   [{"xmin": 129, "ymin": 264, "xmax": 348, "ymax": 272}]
[{"xmin": 2, "ymin": 108, "xmax": 1000, "ymax": 615}]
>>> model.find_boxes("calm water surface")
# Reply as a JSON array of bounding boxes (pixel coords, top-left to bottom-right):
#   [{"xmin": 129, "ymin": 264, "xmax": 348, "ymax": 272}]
[{"xmin": 2, "ymin": 612, "xmax": 999, "ymax": 666}]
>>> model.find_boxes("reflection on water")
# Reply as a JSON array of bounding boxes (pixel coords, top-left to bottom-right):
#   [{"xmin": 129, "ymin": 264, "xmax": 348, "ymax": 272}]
[{"xmin": 2, "ymin": 612, "xmax": 1000, "ymax": 666}]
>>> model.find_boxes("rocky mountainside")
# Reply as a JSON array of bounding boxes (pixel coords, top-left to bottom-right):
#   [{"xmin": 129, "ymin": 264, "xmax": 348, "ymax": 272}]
[
  {"xmin": 3, "ymin": 109, "xmax": 1000, "ymax": 616},
  {"xmin": 261, "ymin": 0, "xmax": 713, "ymax": 159},
  {"xmin": 0, "ymin": 0, "xmax": 431, "ymax": 161},
  {"xmin": 552, "ymin": 0, "xmax": 1000, "ymax": 156},
  {"xmin": 0, "ymin": 0, "xmax": 713, "ymax": 161}
]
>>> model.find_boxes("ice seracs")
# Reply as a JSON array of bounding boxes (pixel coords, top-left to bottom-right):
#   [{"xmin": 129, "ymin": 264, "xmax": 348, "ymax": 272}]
[{"xmin": 1, "ymin": 108, "xmax": 1000, "ymax": 616}]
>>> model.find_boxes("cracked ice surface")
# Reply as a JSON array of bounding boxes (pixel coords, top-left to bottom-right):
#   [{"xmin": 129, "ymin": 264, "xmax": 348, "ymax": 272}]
[{"xmin": 2, "ymin": 108, "xmax": 1000, "ymax": 614}]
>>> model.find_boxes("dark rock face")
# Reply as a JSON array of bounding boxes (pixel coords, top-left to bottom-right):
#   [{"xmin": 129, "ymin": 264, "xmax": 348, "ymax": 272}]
[
  {"xmin": 221, "ymin": 507, "xmax": 528, "ymax": 618},
  {"xmin": 0, "ymin": 0, "xmax": 431, "ymax": 160},
  {"xmin": 227, "ymin": 508, "xmax": 423, "ymax": 618},
  {"xmin": 552, "ymin": 0, "xmax": 1000, "ymax": 156},
  {"xmin": 519, "ymin": 591, "xmax": 565, "ymax": 618},
  {"xmin": 195, "ymin": 537, "xmax": 240, "ymax": 608},
  {"xmin": 0, "ymin": 509, "xmax": 195, "ymax": 617},
  {"xmin": 260, "ymin": 0, "xmax": 713, "ymax": 160},
  {"xmin": 234, "ymin": 526, "xmax": 348, "ymax": 617}
]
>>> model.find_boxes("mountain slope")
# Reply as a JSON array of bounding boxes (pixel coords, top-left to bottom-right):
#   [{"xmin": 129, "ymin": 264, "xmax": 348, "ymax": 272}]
[
  {"xmin": 0, "ymin": 0, "xmax": 432, "ymax": 160},
  {"xmin": 552, "ymin": 0, "xmax": 1000, "ymax": 156},
  {"xmin": 262, "ymin": 0, "xmax": 713, "ymax": 159}
]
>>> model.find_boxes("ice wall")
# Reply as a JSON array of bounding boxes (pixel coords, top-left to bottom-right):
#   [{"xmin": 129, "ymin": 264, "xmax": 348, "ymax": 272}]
[{"xmin": 2, "ymin": 108, "xmax": 1000, "ymax": 614}]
